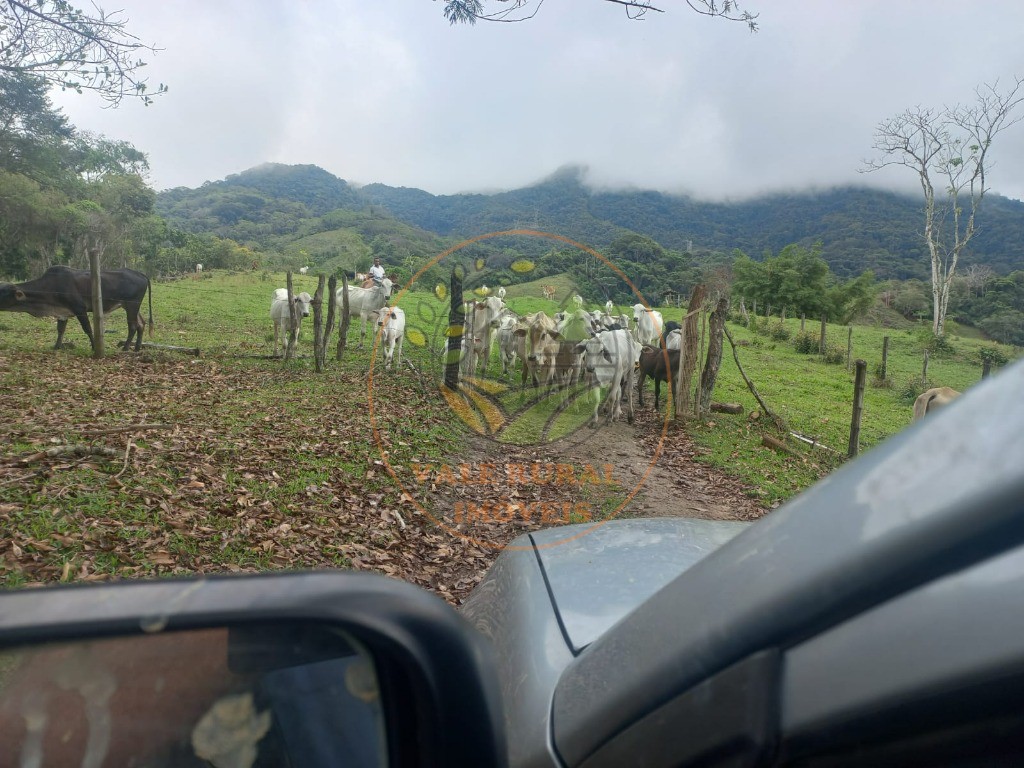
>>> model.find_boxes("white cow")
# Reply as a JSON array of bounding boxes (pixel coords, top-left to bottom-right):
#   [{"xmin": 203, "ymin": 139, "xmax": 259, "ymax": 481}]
[
  {"xmin": 576, "ymin": 328, "xmax": 643, "ymax": 426},
  {"xmin": 299, "ymin": 266, "xmax": 309, "ymax": 275},
  {"xmin": 513, "ymin": 311, "xmax": 559, "ymax": 389},
  {"xmin": 372, "ymin": 306, "xmax": 405, "ymax": 370},
  {"xmin": 631, "ymin": 304, "xmax": 664, "ymax": 345},
  {"xmin": 464, "ymin": 296, "xmax": 506, "ymax": 374},
  {"xmin": 552, "ymin": 310, "xmax": 596, "ymax": 387},
  {"xmin": 665, "ymin": 329, "xmax": 681, "ymax": 350},
  {"xmin": 335, "ymin": 278, "xmax": 394, "ymax": 347},
  {"xmin": 497, "ymin": 286, "xmax": 507, "ymax": 300},
  {"xmin": 495, "ymin": 313, "xmax": 520, "ymax": 377},
  {"xmin": 270, "ymin": 288, "xmax": 313, "ymax": 357},
  {"xmin": 572, "ymin": 294, "xmax": 584, "ymax": 311},
  {"xmin": 195, "ymin": 263, "xmax": 203, "ymax": 273}
]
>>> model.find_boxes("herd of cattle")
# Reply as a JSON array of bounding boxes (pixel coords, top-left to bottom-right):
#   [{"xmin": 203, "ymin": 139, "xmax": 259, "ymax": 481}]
[
  {"xmin": 268, "ymin": 277, "xmax": 684, "ymax": 425},
  {"xmin": 1, "ymin": 267, "xmax": 961, "ymax": 425}
]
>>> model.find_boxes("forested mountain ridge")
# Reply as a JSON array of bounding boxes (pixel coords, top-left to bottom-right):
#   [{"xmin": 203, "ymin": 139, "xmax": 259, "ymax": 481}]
[
  {"xmin": 155, "ymin": 162, "xmax": 1024, "ymax": 281},
  {"xmin": 362, "ymin": 165, "xmax": 1024, "ymax": 279}
]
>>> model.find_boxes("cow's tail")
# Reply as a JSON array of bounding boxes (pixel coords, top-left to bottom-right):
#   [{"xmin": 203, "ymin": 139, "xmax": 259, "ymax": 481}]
[{"xmin": 147, "ymin": 276, "xmax": 154, "ymax": 337}]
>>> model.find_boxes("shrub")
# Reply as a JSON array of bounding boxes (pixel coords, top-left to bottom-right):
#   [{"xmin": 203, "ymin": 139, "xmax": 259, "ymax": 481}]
[
  {"xmin": 793, "ymin": 331, "xmax": 818, "ymax": 354},
  {"xmin": 979, "ymin": 346, "xmax": 1010, "ymax": 368},
  {"xmin": 916, "ymin": 329, "xmax": 956, "ymax": 358},
  {"xmin": 899, "ymin": 378, "xmax": 931, "ymax": 402},
  {"xmin": 822, "ymin": 343, "xmax": 846, "ymax": 365},
  {"xmin": 767, "ymin": 322, "xmax": 791, "ymax": 341}
]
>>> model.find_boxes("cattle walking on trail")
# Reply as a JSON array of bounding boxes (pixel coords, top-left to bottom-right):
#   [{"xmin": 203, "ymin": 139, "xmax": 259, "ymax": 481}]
[
  {"xmin": 638, "ymin": 346, "xmax": 681, "ymax": 410},
  {"xmin": 0, "ymin": 266, "xmax": 153, "ymax": 351}
]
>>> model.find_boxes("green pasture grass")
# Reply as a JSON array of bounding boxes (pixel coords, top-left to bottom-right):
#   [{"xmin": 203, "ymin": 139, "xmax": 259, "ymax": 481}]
[{"xmin": 2, "ymin": 270, "xmax": 1019, "ymax": 535}]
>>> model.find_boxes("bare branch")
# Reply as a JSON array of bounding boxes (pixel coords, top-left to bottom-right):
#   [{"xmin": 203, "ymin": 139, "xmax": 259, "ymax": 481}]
[
  {"xmin": 0, "ymin": 0, "xmax": 166, "ymax": 106},
  {"xmin": 442, "ymin": 0, "xmax": 757, "ymax": 29}
]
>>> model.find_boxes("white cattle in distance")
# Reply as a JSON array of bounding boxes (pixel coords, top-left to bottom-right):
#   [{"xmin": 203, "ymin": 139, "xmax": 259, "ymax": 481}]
[
  {"xmin": 299, "ymin": 266, "xmax": 309, "ymax": 275},
  {"xmin": 195, "ymin": 264, "xmax": 203, "ymax": 273},
  {"xmin": 497, "ymin": 286, "xmax": 507, "ymax": 300},
  {"xmin": 335, "ymin": 278, "xmax": 394, "ymax": 347},
  {"xmin": 372, "ymin": 306, "xmax": 405, "ymax": 370},
  {"xmin": 576, "ymin": 328, "xmax": 643, "ymax": 426},
  {"xmin": 631, "ymin": 304, "xmax": 664, "ymax": 346},
  {"xmin": 270, "ymin": 288, "xmax": 313, "ymax": 357}
]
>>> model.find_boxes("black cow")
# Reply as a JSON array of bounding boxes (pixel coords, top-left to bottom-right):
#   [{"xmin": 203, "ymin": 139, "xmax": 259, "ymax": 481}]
[
  {"xmin": 0, "ymin": 266, "xmax": 153, "ymax": 351},
  {"xmin": 637, "ymin": 345, "xmax": 681, "ymax": 410}
]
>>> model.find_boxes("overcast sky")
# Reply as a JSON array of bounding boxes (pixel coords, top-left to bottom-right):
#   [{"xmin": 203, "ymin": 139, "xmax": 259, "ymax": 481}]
[{"xmin": 50, "ymin": 0, "xmax": 1024, "ymax": 202}]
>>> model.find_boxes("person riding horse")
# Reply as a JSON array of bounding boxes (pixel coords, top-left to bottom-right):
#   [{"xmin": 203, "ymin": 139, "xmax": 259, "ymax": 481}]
[{"xmin": 362, "ymin": 257, "xmax": 386, "ymax": 289}]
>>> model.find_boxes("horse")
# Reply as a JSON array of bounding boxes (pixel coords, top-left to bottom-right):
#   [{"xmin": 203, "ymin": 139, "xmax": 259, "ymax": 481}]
[{"xmin": 912, "ymin": 387, "xmax": 961, "ymax": 421}]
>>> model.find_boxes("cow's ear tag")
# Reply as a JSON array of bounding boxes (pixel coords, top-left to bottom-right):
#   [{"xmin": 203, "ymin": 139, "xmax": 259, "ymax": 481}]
[{"xmin": 15, "ymin": 290, "xmax": 25, "ymax": 300}]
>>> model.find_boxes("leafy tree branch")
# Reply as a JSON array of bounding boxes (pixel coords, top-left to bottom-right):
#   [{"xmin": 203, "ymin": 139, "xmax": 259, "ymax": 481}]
[{"xmin": 0, "ymin": 0, "xmax": 165, "ymax": 106}]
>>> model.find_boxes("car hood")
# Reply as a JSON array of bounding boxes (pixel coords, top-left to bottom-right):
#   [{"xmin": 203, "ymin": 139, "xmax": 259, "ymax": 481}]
[{"xmin": 531, "ymin": 517, "xmax": 749, "ymax": 652}]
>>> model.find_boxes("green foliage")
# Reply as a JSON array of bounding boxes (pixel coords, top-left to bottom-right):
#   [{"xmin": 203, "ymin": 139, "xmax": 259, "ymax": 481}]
[
  {"xmin": 978, "ymin": 345, "xmax": 1010, "ymax": 367},
  {"xmin": 767, "ymin": 321, "xmax": 792, "ymax": 341},
  {"xmin": 792, "ymin": 331, "xmax": 818, "ymax": 354},
  {"xmin": 916, "ymin": 329, "xmax": 957, "ymax": 358},
  {"xmin": 732, "ymin": 242, "xmax": 876, "ymax": 323},
  {"xmin": 822, "ymin": 343, "xmax": 846, "ymax": 365}
]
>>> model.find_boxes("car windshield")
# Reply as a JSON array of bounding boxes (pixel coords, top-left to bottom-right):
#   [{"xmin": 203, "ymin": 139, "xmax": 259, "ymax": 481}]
[{"xmin": 0, "ymin": 7, "xmax": 1022, "ymax": 764}]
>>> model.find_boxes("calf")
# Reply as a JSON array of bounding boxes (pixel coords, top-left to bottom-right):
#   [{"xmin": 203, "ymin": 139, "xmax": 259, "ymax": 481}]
[
  {"xmin": 0, "ymin": 266, "xmax": 152, "ymax": 351},
  {"xmin": 637, "ymin": 346, "xmax": 681, "ymax": 409},
  {"xmin": 372, "ymin": 306, "xmax": 405, "ymax": 370},
  {"xmin": 271, "ymin": 288, "xmax": 313, "ymax": 356}
]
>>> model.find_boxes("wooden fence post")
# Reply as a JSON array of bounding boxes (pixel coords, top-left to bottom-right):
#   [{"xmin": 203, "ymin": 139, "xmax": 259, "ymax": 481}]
[
  {"xmin": 880, "ymin": 336, "xmax": 889, "ymax": 380},
  {"xmin": 846, "ymin": 327, "xmax": 853, "ymax": 371},
  {"xmin": 982, "ymin": 359, "xmax": 992, "ymax": 379},
  {"xmin": 699, "ymin": 297, "xmax": 729, "ymax": 415},
  {"xmin": 89, "ymin": 246, "xmax": 104, "ymax": 359},
  {"xmin": 312, "ymin": 274, "xmax": 326, "ymax": 373},
  {"xmin": 336, "ymin": 275, "xmax": 351, "ymax": 360},
  {"xmin": 922, "ymin": 350, "xmax": 930, "ymax": 385},
  {"xmin": 284, "ymin": 272, "xmax": 298, "ymax": 361},
  {"xmin": 675, "ymin": 284, "xmax": 706, "ymax": 419},
  {"xmin": 848, "ymin": 359, "xmax": 867, "ymax": 458},
  {"xmin": 322, "ymin": 275, "xmax": 336, "ymax": 370},
  {"xmin": 800, "ymin": 314, "xmax": 805, "ymax": 332},
  {"xmin": 445, "ymin": 267, "xmax": 464, "ymax": 390},
  {"xmin": 819, "ymin": 314, "xmax": 827, "ymax": 356}
]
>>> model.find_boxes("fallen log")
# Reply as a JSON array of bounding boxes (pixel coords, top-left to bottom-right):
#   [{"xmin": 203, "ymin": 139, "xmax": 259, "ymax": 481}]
[
  {"xmin": 710, "ymin": 402, "xmax": 744, "ymax": 415},
  {"xmin": 762, "ymin": 435, "xmax": 798, "ymax": 456},
  {"xmin": 141, "ymin": 342, "xmax": 201, "ymax": 357},
  {"xmin": 20, "ymin": 445, "xmax": 120, "ymax": 465},
  {"xmin": 80, "ymin": 423, "xmax": 172, "ymax": 436}
]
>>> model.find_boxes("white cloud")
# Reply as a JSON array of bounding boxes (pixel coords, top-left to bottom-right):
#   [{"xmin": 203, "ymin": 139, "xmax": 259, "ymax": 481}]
[{"xmin": 47, "ymin": 0, "xmax": 1024, "ymax": 201}]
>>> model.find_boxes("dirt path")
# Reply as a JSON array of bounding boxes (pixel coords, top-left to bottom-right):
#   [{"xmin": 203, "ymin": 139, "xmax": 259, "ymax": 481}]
[{"xmin": 422, "ymin": 403, "xmax": 768, "ymax": 548}]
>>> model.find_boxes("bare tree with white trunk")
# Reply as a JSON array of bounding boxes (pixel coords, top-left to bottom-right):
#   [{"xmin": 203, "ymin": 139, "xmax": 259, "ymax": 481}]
[{"xmin": 863, "ymin": 77, "xmax": 1024, "ymax": 336}]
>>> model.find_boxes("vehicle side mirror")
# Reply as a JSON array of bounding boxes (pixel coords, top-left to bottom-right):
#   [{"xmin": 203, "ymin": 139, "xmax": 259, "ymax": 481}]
[{"xmin": 0, "ymin": 571, "xmax": 507, "ymax": 768}]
